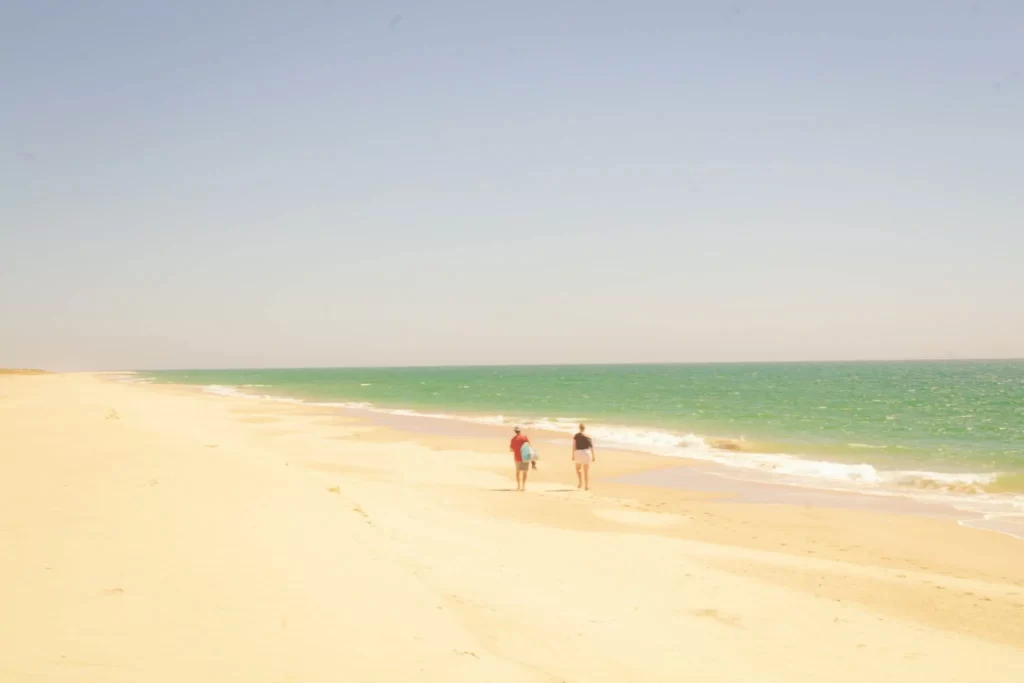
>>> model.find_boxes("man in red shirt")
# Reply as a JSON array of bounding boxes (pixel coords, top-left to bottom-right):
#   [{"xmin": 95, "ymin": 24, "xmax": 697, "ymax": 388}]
[{"xmin": 509, "ymin": 426, "xmax": 531, "ymax": 491}]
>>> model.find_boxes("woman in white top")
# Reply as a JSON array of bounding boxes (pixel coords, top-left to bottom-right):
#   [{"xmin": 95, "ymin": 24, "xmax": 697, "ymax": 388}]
[{"xmin": 571, "ymin": 423, "xmax": 596, "ymax": 490}]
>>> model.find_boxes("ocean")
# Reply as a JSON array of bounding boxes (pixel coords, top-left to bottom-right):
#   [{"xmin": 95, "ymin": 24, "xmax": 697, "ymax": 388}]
[{"xmin": 139, "ymin": 361, "xmax": 1024, "ymax": 510}]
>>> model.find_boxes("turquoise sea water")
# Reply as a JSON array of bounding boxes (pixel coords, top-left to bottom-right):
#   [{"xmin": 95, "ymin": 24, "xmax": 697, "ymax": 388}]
[{"xmin": 143, "ymin": 361, "xmax": 1024, "ymax": 494}]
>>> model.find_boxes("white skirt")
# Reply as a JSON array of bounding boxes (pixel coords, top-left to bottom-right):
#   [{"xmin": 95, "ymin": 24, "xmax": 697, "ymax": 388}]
[{"xmin": 573, "ymin": 449, "xmax": 593, "ymax": 465}]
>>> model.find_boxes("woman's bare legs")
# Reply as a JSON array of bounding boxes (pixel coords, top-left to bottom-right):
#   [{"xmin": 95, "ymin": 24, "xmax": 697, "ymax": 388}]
[{"xmin": 582, "ymin": 463, "xmax": 590, "ymax": 490}]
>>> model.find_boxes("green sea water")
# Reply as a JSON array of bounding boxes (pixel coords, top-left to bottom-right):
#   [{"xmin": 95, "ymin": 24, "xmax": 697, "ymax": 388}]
[{"xmin": 144, "ymin": 361, "xmax": 1024, "ymax": 491}]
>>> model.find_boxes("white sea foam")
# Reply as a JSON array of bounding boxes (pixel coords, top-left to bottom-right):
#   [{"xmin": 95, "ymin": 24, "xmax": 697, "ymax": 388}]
[
  {"xmin": 203, "ymin": 385, "xmax": 251, "ymax": 398},
  {"xmin": 881, "ymin": 470, "xmax": 999, "ymax": 488},
  {"xmin": 202, "ymin": 384, "xmax": 305, "ymax": 405},
  {"xmin": 201, "ymin": 384, "xmax": 369, "ymax": 409},
  {"xmin": 112, "ymin": 372, "xmax": 153, "ymax": 384}
]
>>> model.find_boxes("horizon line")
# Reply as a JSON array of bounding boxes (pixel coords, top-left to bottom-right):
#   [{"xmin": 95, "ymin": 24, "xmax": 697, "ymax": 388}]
[{"xmin": 93, "ymin": 356, "xmax": 1024, "ymax": 373}]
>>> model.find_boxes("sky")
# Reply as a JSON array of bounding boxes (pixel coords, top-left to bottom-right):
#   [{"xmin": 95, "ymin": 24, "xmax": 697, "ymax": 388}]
[{"xmin": 1, "ymin": 1, "xmax": 1022, "ymax": 370}]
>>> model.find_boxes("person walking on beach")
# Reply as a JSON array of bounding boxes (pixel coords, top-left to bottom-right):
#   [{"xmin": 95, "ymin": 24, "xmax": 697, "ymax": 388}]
[
  {"xmin": 510, "ymin": 426, "xmax": 533, "ymax": 491},
  {"xmin": 572, "ymin": 424, "xmax": 595, "ymax": 490}
]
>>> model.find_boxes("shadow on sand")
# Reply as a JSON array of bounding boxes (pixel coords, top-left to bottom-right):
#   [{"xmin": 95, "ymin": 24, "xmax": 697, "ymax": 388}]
[{"xmin": 487, "ymin": 487, "xmax": 580, "ymax": 493}]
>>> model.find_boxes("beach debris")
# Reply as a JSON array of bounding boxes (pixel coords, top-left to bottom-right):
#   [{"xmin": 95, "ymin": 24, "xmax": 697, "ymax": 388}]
[
  {"xmin": 106, "ymin": 409, "xmax": 120, "ymax": 420},
  {"xmin": 327, "ymin": 486, "xmax": 341, "ymax": 494}
]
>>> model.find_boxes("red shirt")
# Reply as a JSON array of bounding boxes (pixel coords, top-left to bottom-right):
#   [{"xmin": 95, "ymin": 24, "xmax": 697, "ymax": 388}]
[{"xmin": 510, "ymin": 434, "xmax": 530, "ymax": 462}]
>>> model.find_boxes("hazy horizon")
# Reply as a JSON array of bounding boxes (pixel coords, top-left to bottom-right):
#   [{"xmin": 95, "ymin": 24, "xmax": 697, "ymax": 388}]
[
  {"xmin": 3, "ymin": 2, "xmax": 1022, "ymax": 371},
  {"xmin": 108, "ymin": 356, "xmax": 1024, "ymax": 373}
]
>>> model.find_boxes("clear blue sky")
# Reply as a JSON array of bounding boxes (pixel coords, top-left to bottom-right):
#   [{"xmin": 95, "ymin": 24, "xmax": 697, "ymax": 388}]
[{"xmin": 2, "ymin": 1, "xmax": 1022, "ymax": 370}]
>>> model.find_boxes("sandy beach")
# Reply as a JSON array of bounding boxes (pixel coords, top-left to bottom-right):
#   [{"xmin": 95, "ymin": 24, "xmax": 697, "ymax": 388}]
[{"xmin": 2, "ymin": 373, "xmax": 1023, "ymax": 682}]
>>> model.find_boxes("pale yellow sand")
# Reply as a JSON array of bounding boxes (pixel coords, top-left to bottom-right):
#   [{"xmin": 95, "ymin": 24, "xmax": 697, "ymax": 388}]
[{"xmin": 2, "ymin": 373, "xmax": 1023, "ymax": 682}]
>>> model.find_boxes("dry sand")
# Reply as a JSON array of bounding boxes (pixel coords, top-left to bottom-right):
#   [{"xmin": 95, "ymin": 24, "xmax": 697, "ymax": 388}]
[{"xmin": 2, "ymin": 373, "xmax": 1022, "ymax": 682}]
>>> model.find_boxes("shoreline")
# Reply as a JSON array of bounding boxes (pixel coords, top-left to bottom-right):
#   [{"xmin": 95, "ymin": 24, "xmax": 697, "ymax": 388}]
[
  {"xmin": 132, "ymin": 373, "xmax": 1024, "ymax": 538},
  {"xmin": 4, "ymin": 372, "xmax": 1024, "ymax": 680},
  {"xmin": 293, "ymin": 393, "xmax": 1024, "ymax": 542}
]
